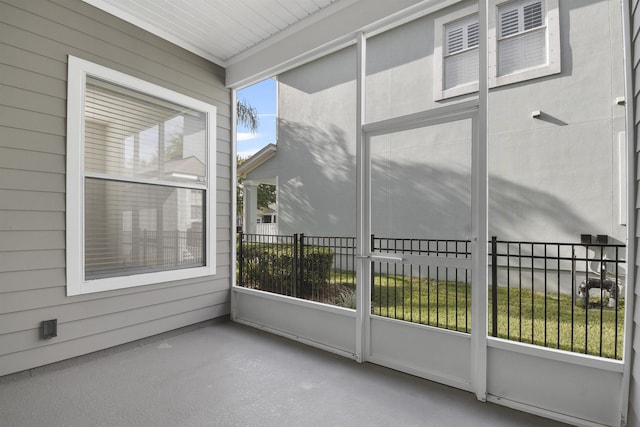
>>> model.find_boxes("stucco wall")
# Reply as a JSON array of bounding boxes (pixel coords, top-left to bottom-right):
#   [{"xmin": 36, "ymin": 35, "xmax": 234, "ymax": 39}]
[
  {"xmin": 247, "ymin": 46, "xmax": 358, "ymax": 237},
  {"xmin": 249, "ymin": 0, "xmax": 626, "ymax": 245},
  {"xmin": 0, "ymin": 0, "xmax": 232, "ymax": 376}
]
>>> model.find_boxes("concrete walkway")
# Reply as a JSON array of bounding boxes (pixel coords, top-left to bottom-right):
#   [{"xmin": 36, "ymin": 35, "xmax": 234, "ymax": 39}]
[{"xmin": 0, "ymin": 320, "xmax": 567, "ymax": 427}]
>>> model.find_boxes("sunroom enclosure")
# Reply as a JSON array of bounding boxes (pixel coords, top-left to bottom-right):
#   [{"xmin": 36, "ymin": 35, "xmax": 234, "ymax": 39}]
[{"xmin": 232, "ymin": 1, "xmax": 632, "ymax": 426}]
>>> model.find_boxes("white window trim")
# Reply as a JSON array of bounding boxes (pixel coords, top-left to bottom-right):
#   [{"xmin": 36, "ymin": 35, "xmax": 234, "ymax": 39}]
[
  {"xmin": 66, "ymin": 55, "xmax": 216, "ymax": 296},
  {"xmin": 489, "ymin": 0, "xmax": 560, "ymax": 87},
  {"xmin": 434, "ymin": 0, "xmax": 560, "ymax": 101},
  {"xmin": 434, "ymin": 4, "xmax": 479, "ymax": 100}
]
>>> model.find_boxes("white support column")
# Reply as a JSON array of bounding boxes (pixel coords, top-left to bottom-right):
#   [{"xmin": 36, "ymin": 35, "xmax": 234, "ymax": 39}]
[
  {"xmin": 231, "ymin": 89, "xmax": 238, "ymax": 320},
  {"xmin": 471, "ymin": 0, "xmax": 489, "ymax": 402},
  {"xmin": 243, "ymin": 183, "xmax": 258, "ymax": 235},
  {"xmin": 355, "ymin": 31, "xmax": 368, "ymax": 364}
]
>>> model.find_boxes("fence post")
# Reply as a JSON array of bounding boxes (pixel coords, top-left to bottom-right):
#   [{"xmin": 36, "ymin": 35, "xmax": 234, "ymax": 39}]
[
  {"xmin": 238, "ymin": 232, "xmax": 244, "ymax": 286},
  {"xmin": 571, "ymin": 247, "xmax": 576, "ymax": 307},
  {"xmin": 491, "ymin": 236, "xmax": 498, "ymax": 337},
  {"xmin": 298, "ymin": 233, "xmax": 305, "ymax": 297},
  {"xmin": 371, "ymin": 234, "xmax": 375, "ymax": 313},
  {"xmin": 293, "ymin": 234, "xmax": 298, "ymax": 297}
]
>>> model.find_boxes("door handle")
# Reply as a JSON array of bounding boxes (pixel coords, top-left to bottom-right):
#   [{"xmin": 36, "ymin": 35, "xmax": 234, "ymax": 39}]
[{"xmin": 357, "ymin": 254, "xmax": 406, "ymax": 262}]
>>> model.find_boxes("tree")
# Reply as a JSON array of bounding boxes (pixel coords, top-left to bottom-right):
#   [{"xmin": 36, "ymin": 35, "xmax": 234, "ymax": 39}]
[
  {"xmin": 237, "ymin": 156, "xmax": 247, "ymax": 220},
  {"xmin": 165, "ymin": 135, "xmax": 183, "ymax": 161},
  {"xmin": 257, "ymin": 183, "xmax": 276, "ymax": 210},
  {"xmin": 237, "ymin": 99, "xmax": 259, "ymax": 133},
  {"xmin": 236, "ymin": 100, "xmax": 260, "ymax": 227}
]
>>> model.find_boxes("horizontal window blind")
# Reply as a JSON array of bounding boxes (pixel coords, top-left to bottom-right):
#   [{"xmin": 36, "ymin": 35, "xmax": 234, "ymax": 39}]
[
  {"xmin": 523, "ymin": 1, "xmax": 543, "ymax": 30},
  {"xmin": 445, "ymin": 15, "xmax": 479, "ymax": 55},
  {"xmin": 85, "ymin": 180, "xmax": 205, "ymax": 279},
  {"xmin": 444, "ymin": 14, "xmax": 479, "ymax": 89},
  {"xmin": 498, "ymin": 28, "xmax": 546, "ymax": 76},
  {"xmin": 83, "ymin": 76, "xmax": 207, "ymax": 280},
  {"xmin": 498, "ymin": 0, "xmax": 545, "ymax": 76},
  {"xmin": 445, "ymin": 49, "xmax": 479, "ymax": 90}
]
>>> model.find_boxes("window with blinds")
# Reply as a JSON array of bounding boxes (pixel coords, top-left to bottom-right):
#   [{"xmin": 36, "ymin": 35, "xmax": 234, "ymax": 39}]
[
  {"xmin": 83, "ymin": 77, "xmax": 207, "ymax": 280},
  {"xmin": 66, "ymin": 56, "xmax": 216, "ymax": 295},
  {"xmin": 433, "ymin": 0, "xmax": 558, "ymax": 100},
  {"xmin": 444, "ymin": 14, "xmax": 479, "ymax": 90},
  {"xmin": 497, "ymin": 0, "xmax": 546, "ymax": 76}
]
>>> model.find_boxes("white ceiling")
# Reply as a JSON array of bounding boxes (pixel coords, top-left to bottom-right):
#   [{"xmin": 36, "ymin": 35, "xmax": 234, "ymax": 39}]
[
  {"xmin": 82, "ymin": 0, "xmax": 351, "ymax": 66},
  {"xmin": 84, "ymin": 0, "xmax": 451, "ymax": 87}
]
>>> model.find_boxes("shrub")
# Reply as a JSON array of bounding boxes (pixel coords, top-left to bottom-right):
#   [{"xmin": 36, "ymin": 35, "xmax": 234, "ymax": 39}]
[
  {"xmin": 240, "ymin": 243, "xmax": 334, "ymax": 298},
  {"xmin": 332, "ymin": 287, "xmax": 357, "ymax": 309}
]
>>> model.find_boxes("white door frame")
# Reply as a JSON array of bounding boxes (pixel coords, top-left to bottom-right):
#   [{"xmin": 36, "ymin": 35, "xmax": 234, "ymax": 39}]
[
  {"xmin": 355, "ymin": 100, "xmax": 484, "ymax": 392},
  {"xmin": 354, "ymin": 2, "xmax": 490, "ymax": 400}
]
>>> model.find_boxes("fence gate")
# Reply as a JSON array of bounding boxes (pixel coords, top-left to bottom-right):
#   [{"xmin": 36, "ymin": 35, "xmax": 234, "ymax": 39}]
[{"xmin": 358, "ymin": 103, "xmax": 480, "ymax": 390}]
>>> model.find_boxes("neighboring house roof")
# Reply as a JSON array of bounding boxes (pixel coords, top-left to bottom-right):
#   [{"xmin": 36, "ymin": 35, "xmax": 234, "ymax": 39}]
[
  {"xmin": 238, "ymin": 143, "xmax": 277, "ymax": 178},
  {"xmin": 138, "ymin": 156, "xmax": 206, "ymax": 182},
  {"xmin": 164, "ymin": 156, "xmax": 206, "ymax": 177}
]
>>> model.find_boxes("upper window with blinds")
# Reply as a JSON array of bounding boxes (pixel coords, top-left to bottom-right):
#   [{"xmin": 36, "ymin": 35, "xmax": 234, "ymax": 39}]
[
  {"xmin": 444, "ymin": 14, "xmax": 479, "ymax": 90},
  {"xmin": 497, "ymin": 0, "xmax": 546, "ymax": 76},
  {"xmin": 433, "ymin": 0, "xmax": 560, "ymax": 100},
  {"xmin": 66, "ymin": 56, "xmax": 217, "ymax": 296}
]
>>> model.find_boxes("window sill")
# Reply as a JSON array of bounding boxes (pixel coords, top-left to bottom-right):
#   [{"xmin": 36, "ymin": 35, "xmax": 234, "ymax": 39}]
[
  {"xmin": 67, "ymin": 265, "xmax": 216, "ymax": 296},
  {"xmin": 491, "ymin": 61, "xmax": 561, "ymax": 88},
  {"xmin": 435, "ymin": 82, "xmax": 479, "ymax": 101},
  {"xmin": 436, "ymin": 63, "xmax": 561, "ymax": 102}
]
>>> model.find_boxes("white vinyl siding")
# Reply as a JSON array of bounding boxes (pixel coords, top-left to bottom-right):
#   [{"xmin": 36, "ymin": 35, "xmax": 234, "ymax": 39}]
[
  {"xmin": 67, "ymin": 56, "xmax": 217, "ymax": 295},
  {"xmin": 0, "ymin": 0, "xmax": 230, "ymax": 378},
  {"xmin": 444, "ymin": 15, "xmax": 479, "ymax": 90},
  {"xmin": 497, "ymin": 0, "xmax": 546, "ymax": 76},
  {"xmin": 630, "ymin": 0, "xmax": 640, "ymax": 424}
]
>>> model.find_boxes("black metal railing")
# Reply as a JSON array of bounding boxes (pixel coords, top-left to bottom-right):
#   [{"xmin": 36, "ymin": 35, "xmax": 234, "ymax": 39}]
[
  {"xmin": 237, "ymin": 233, "xmax": 626, "ymax": 358},
  {"xmin": 238, "ymin": 233, "xmax": 356, "ymax": 307},
  {"xmin": 489, "ymin": 237, "xmax": 625, "ymax": 359},
  {"xmin": 372, "ymin": 236, "xmax": 472, "ymax": 333}
]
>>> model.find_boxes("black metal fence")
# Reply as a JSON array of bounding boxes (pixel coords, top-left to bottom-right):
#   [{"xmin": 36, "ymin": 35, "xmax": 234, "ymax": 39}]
[
  {"xmin": 237, "ymin": 233, "xmax": 626, "ymax": 358},
  {"xmin": 238, "ymin": 233, "xmax": 356, "ymax": 306},
  {"xmin": 489, "ymin": 237, "xmax": 625, "ymax": 359},
  {"xmin": 372, "ymin": 236, "xmax": 472, "ymax": 333}
]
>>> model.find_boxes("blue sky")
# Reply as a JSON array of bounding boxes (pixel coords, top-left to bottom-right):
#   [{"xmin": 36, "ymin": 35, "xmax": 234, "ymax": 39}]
[{"xmin": 237, "ymin": 78, "xmax": 276, "ymax": 158}]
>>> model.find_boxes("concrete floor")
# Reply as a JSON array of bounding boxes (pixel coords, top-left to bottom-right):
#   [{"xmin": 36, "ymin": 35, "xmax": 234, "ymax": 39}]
[{"xmin": 0, "ymin": 320, "xmax": 568, "ymax": 427}]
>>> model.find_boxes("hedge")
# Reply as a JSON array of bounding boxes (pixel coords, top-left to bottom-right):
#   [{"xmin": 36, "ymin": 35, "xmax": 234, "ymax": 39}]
[{"xmin": 240, "ymin": 243, "xmax": 334, "ymax": 297}]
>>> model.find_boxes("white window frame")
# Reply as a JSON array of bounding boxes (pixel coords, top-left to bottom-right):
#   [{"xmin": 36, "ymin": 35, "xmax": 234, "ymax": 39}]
[
  {"xmin": 66, "ymin": 56, "xmax": 216, "ymax": 296},
  {"xmin": 434, "ymin": 0, "xmax": 560, "ymax": 100},
  {"xmin": 489, "ymin": 0, "xmax": 560, "ymax": 87},
  {"xmin": 434, "ymin": 4, "xmax": 480, "ymax": 100}
]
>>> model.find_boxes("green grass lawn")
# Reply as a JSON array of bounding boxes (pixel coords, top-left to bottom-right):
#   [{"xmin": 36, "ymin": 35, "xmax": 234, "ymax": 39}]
[
  {"xmin": 240, "ymin": 262, "xmax": 624, "ymax": 360},
  {"xmin": 489, "ymin": 285, "xmax": 624, "ymax": 359},
  {"xmin": 372, "ymin": 274, "xmax": 471, "ymax": 333},
  {"xmin": 369, "ymin": 274, "xmax": 624, "ymax": 360}
]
